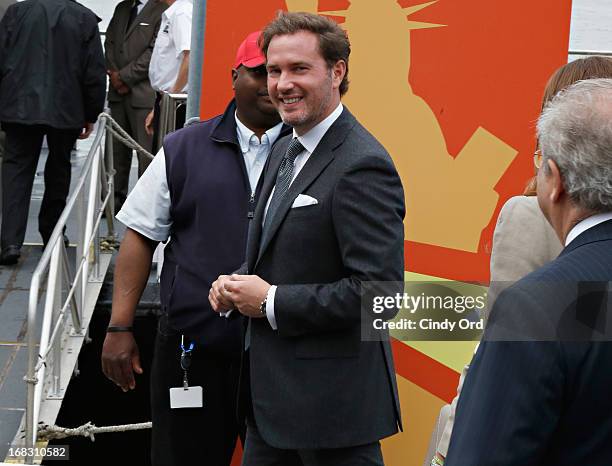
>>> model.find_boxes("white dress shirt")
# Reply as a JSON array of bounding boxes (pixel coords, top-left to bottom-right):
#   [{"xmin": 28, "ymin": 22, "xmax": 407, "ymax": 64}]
[
  {"xmin": 116, "ymin": 116, "xmax": 284, "ymax": 242},
  {"xmin": 265, "ymin": 103, "xmax": 344, "ymax": 330},
  {"xmin": 565, "ymin": 212, "xmax": 612, "ymax": 246},
  {"xmin": 148, "ymin": 0, "xmax": 192, "ymax": 93},
  {"xmin": 235, "ymin": 113, "xmax": 282, "ymax": 192}
]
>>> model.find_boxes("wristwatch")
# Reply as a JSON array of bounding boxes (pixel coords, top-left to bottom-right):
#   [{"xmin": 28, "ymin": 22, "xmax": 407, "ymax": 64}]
[{"xmin": 259, "ymin": 297, "xmax": 267, "ymax": 317}]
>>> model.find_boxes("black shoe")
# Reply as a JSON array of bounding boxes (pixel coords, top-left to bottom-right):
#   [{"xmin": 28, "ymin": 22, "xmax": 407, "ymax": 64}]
[{"xmin": 0, "ymin": 245, "xmax": 21, "ymax": 265}]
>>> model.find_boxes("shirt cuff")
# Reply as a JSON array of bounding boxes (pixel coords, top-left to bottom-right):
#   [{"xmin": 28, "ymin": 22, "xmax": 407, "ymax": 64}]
[
  {"xmin": 220, "ymin": 310, "xmax": 233, "ymax": 318},
  {"xmin": 266, "ymin": 285, "xmax": 278, "ymax": 330}
]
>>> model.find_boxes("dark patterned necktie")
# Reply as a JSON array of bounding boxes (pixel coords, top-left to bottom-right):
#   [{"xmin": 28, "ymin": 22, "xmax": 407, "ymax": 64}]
[
  {"xmin": 261, "ymin": 137, "xmax": 305, "ymax": 240},
  {"xmin": 126, "ymin": 0, "xmax": 140, "ymax": 31}
]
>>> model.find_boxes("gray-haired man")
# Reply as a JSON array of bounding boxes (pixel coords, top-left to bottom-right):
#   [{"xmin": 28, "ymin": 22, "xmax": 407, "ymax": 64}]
[{"xmin": 447, "ymin": 78, "xmax": 612, "ymax": 466}]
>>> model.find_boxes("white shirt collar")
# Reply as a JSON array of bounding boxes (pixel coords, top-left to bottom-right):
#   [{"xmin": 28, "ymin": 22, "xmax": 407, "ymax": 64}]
[
  {"xmin": 235, "ymin": 112, "xmax": 283, "ymax": 153},
  {"xmin": 164, "ymin": 0, "xmax": 192, "ymax": 16},
  {"xmin": 565, "ymin": 212, "xmax": 612, "ymax": 246},
  {"xmin": 293, "ymin": 103, "xmax": 344, "ymax": 154}
]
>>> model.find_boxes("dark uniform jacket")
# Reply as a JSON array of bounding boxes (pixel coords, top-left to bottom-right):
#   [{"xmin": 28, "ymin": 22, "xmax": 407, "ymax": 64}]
[{"xmin": 0, "ymin": 0, "xmax": 106, "ymax": 128}]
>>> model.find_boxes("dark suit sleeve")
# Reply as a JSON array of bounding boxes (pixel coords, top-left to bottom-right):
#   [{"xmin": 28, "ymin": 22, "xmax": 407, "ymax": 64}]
[
  {"xmin": 82, "ymin": 17, "xmax": 106, "ymax": 123},
  {"xmin": 274, "ymin": 154, "xmax": 405, "ymax": 337},
  {"xmin": 445, "ymin": 290, "xmax": 565, "ymax": 466},
  {"xmin": 118, "ymin": 16, "xmax": 162, "ymax": 87}
]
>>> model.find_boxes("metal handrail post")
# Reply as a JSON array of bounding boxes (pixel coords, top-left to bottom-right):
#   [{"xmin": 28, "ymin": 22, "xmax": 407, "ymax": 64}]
[
  {"xmin": 25, "ymin": 273, "xmax": 41, "ymax": 461},
  {"xmin": 186, "ymin": 0, "xmax": 206, "ymax": 120},
  {"xmin": 82, "ymin": 147, "xmax": 100, "ymax": 300},
  {"xmin": 93, "ymin": 150, "xmax": 102, "ymax": 280},
  {"xmin": 62, "ymin": 244, "xmax": 82, "ymax": 333},
  {"xmin": 104, "ymin": 124, "xmax": 115, "ymax": 236},
  {"xmin": 159, "ymin": 92, "xmax": 171, "ymax": 139},
  {"xmin": 76, "ymin": 189, "xmax": 85, "ymax": 318},
  {"xmin": 52, "ymin": 249, "xmax": 63, "ymax": 398}
]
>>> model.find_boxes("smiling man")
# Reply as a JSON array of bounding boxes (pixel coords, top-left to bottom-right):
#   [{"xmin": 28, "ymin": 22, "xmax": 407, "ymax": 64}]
[
  {"xmin": 210, "ymin": 12, "xmax": 405, "ymax": 466},
  {"xmin": 102, "ymin": 31, "xmax": 287, "ymax": 466}
]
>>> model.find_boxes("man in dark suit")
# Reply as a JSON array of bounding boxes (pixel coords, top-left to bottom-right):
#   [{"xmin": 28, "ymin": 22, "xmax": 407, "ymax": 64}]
[
  {"xmin": 105, "ymin": 0, "xmax": 167, "ymax": 212},
  {"xmin": 210, "ymin": 12, "xmax": 404, "ymax": 466},
  {"xmin": 445, "ymin": 78, "xmax": 612, "ymax": 466},
  {"xmin": 0, "ymin": 0, "xmax": 105, "ymax": 264}
]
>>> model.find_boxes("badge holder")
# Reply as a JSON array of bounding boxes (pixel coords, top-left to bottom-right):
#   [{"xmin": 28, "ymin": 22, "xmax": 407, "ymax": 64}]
[{"xmin": 169, "ymin": 337, "xmax": 203, "ymax": 409}]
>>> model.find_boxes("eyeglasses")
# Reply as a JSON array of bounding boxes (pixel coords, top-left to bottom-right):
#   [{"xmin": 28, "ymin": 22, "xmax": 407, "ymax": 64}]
[{"xmin": 533, "ymin": 149, "xmax": 543, "ymax": 169}]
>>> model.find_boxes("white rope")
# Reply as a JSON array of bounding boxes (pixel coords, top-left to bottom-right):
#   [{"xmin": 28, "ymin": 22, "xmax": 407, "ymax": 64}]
[
  {"xmin": 36, "ymin": 421, "xmax": 152, "ymax": 442},
  {"xmin": 98, "ymin": 112, "xmax": 155, "ymax": 161}
]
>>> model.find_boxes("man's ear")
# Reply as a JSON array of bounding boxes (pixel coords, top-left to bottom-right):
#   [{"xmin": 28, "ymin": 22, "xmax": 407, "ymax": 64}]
[
  {"xmin": 331, "ymin": 60, "xmax": 346, "ymax": 90},
  {"xmin": 547, "ymin": 159, "xmax": 565, "ymax": 203},
  {"xmin": 231, "ymin": 68, "xmax": 238, "ymax": 90}
]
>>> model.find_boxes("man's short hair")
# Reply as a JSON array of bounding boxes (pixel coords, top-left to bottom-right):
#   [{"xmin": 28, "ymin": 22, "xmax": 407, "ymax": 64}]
[
  {"xmin": 260, "ymin": 11, "xmax": 351, "ymax": 96},
  {"xmin": 537, "ymin": 78, "xmax": 612, "ymax": 212}
]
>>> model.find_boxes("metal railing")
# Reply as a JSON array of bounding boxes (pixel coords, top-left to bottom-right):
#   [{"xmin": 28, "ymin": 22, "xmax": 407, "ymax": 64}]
[
  {"xmin": 156, "ymin": 93, "xmax": 188, "ymax": 151},
  {"xmin": 568, "ymin": 49, "xmax": 612, "ymax": 57},
  {"xmin": 23, "ymin": 113, "xmax": 153, "ymax": 464}
]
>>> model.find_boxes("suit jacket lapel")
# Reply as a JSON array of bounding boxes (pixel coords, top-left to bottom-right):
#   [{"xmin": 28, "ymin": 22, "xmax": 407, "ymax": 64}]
[
  {"xmin": 254, "ymin": 108, "xmax": 356, "ymax": 268},
  {"xmin": 125, "ymin": 0, "xmax": 155, "ymax": 39}
]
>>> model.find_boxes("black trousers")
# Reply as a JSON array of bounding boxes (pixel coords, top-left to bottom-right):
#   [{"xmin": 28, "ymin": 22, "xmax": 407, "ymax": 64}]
[
  {"xmin": 1, "ymin": 123, "xmax": 79, "ymax": 249},
  {"xmin": 150, "ymin": 318, "xmax": 244, "ymax": 466},
  {"xmin": 242, "ymin": 419, "xmax": 384, "ymax": 466}
]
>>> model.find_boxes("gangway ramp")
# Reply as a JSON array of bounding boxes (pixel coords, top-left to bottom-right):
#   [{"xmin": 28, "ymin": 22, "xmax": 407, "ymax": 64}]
[{"xmin": 0, "ymin": 115, "xmax": 149, "ymax": 464}]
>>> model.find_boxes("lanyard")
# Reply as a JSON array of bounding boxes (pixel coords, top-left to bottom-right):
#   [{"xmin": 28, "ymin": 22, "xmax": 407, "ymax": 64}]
[{"xmin": 180, "ymin": 335, "xmax": 195, "ymax": 389}]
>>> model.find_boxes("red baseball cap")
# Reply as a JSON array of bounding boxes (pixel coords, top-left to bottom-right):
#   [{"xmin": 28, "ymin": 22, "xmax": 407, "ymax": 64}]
[{"xmin": 234, "ymin": 31, "xmax": 265, "ymax": 69}]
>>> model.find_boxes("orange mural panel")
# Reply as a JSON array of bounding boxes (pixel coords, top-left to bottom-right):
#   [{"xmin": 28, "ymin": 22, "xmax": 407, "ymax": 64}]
[
  {"xmin": 199, "ymin": 1, "xmax": 572, "ymax": 464},
  {"xmin": 200, "ymin": 0, "xmax": 571, "ymax": 283}
]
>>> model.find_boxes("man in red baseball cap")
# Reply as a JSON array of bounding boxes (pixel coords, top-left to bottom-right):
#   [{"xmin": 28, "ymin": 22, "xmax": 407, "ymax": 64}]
[{"xmin": 102, "ymin": 31, "xmax": 288, "ymax": 466}]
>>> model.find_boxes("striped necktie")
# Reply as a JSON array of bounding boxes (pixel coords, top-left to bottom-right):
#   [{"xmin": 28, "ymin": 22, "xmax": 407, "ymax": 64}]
[{"xmin": 261, "ymin": 137, "xmax": 305, "ymax": 239}]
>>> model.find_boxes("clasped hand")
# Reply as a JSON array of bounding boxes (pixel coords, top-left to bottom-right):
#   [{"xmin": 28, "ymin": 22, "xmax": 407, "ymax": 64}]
[
  {"xmin": 107, "ymin": 70, "xmax": 130, "ymax": 95},
  {"xmin": 209, "ymin": 274, "xmax": 271, "ymax": 318}
]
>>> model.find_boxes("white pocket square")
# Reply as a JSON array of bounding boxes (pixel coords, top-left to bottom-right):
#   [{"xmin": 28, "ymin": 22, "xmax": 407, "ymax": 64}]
[{"xmin": 292, "ymin": 194, "xmax": 318, "ymax": 208}]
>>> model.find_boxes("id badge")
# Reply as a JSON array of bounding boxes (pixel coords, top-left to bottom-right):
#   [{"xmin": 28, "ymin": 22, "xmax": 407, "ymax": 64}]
[{"xmin": 169, "ymin": 386, "xmax": 203, "ymax": 409}]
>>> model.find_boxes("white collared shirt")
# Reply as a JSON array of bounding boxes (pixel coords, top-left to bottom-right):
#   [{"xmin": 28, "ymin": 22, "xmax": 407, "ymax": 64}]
[
  {"xmin": 235, "ymin": 113, "xmax": 283, "ymax": 193},
  {"xmin": 116, "ymin": 115, "xmax": 284, "ymax": 242},
  {"xmin": 148, "ymin": 0, "xmax": 192, "ymax": 92},
  {"xmin": 265, "ymin": 103, "xmax": 344, "ymax": 330},
  {"xmin": 565, "ymin": 212, "xmax": 612, "ymax": 246}
]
